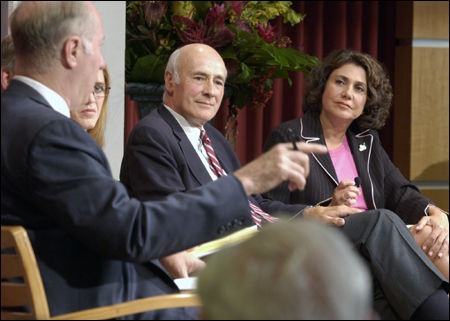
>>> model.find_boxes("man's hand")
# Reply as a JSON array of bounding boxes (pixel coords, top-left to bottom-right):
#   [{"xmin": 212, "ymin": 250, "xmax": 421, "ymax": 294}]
[
  {"xmin": 415, "ymin": 207, "xmax": 449, "ymax": 258},
  {"xmin": 234, "ymin": 142, "xmax": 327, "ymax": 196},
  {"xmin": 159, "ymin": 251, "xmax": 206, "ymax": 279},
  {"xmin": 302, "ymin": 205, "xmax": 362, "ymax": 227},
  {"xmin": 329, "ymin": 179, "xmax": 361, "ymax": 207}
]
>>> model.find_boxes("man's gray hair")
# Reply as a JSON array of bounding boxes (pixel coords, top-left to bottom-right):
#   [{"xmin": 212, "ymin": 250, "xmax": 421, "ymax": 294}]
[
  {"xmin": 1, "ymin": 34, "xmax": 15, "ymax": 72},
  {"xmin": 163, "ymin": 48, "xmax": 182, "ymax": 102},
  {"xmin": 198, "ymin": 218, "xmax": 372, "ymax": 320},
  {"xmin": 9, "ymin": 1, "xmax": 97, "ymax": 74}
]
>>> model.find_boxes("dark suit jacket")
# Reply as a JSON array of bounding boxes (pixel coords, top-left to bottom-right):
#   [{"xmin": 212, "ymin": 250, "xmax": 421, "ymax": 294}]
[
  {"xmin": 1, "ymin": 80, "xmax": 253, "ymax": 319},
  {"xmin": 120, "ymin": 106, "xmax": 305, "ymax": 218},
  {"xmin": 263, "ymin": 111, "xmax": 435, "ymax": 225}
]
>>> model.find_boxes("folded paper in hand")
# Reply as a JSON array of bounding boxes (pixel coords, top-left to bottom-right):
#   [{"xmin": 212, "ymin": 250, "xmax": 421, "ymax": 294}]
[
  {"xmin": 174, "ymin": 226, "xmax": 258, "ymax": 291},
  {"xmin": 188, "ymin": 225, "xmax": 258, "ymax": 258}
]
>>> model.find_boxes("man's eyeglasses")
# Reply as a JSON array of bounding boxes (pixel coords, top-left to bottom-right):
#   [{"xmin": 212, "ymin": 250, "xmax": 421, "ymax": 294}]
[{"xmin": 93, "ymin": 85, "xmax": 111, "ymax": 99}]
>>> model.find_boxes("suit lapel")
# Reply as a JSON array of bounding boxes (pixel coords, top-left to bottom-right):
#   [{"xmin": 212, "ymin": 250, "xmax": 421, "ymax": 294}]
[
  {"xmin": 158, "ymin": 107, "xmax": 213, "ymax": 185},
  {"xmin": 349, "ymin": 129, "xmax": 377, "ymax": 209},
  {"xmin": 301, "ymin": 112, "xmax": 339, "ymax": 185}
]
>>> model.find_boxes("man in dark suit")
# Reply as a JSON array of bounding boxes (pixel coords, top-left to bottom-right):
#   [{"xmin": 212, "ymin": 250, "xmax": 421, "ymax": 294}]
[
  {"xmin": 119, "ymin": 45, "xmax": 310, "ymax": 212},
  {"xmin": 1, "ymin": 2, "xmax": 326, "ymax": 319},
  {"xmin": 120, "ymin": 43, "xmax": 325, "ymax": 278},
  {"xmin": 120, "ymin": 43, "xmax": 448, "ymax": 319}
]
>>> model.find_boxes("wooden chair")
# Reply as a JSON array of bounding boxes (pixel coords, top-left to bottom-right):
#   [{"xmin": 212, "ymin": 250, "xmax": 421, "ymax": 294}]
[{"xmin": 1, "ymin": 226, "xmax": 201, "ymax": 320}]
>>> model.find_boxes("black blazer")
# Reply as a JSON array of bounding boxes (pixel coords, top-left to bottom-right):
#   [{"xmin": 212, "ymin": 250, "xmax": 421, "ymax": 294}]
[
  {"xmin": 263, "ymin": 111, "xmax": 434, "ymax": 225},
  {"xmin": 1, "ymin": 80, "xmax": 253, "ymax": 318},
  {"xmin": 120, "ymin": 106, "xmax": 305, "ymax": 217}
]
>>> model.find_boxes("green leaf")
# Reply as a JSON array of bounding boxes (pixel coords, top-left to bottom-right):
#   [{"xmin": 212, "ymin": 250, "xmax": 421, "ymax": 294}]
[
  {"xmin": 245, "ymin": 50, "xmax": 275, "ymax": 65},
  {"xmin": 264, "ymin": 78, "xmax": 273, "ymax": 89},
  {"xmin": 228, "ymin": 25, "xmax": 259, "ymax": 47},
  {"xmin": 155, "ymin": 46, "xmax": 163, "ymax": 55},
  {"xmin": 227, "ymin": 24, "xmax": 238, "ymax": 35},
  {"xmin": 227, "ymin": 62, "xmax": 254, "ymax": 84},
  {"xmin": 284, "ymin": 8, "xmax": 306, "ymax": 26},
  {"xmin": 268, "ymin": 45, "xmax": 290, "ymax": 68},
  {"xmin": 128, "ymin": 53, "xmax": 168, "ymax": 83},
  {"xmin": 137, "ymin": 25, "xmax": 151, "ymax": 36},
  {"xmin": 124, "ymin": 48, "xmax": 135, "ymax": 72},
  {"xmin": 220, "ymin": 45, "xmax": 237, "ymax": 60},
  {"xmin": 193, "ymin": 1, "xmax": 212, "ymax": 20},
  {"xmin": 273, "ymin": 67, "xmax": 289, "ymax": 80},
  {"xmin": 229, "ymin": 85, "xmax": 253, "ymax": 109},
  {"xmin": 287, "ymin": 77, "xmax": 293, "ymax": 86},
  {"xmin": 162, "ymin": 23, "xmax": 173, "ymax": 31}
]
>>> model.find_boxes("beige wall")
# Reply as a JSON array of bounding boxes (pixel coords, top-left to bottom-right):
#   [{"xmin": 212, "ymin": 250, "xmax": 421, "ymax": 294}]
[{"xmin": 394, "ymin": 1, "xmax": 449, "ymax": 212}]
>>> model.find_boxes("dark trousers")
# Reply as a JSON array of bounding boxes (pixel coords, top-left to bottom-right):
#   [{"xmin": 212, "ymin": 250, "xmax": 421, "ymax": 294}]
[{"xmin": 339, "ymin": 209, "xmax": 448, "ymax": 320}]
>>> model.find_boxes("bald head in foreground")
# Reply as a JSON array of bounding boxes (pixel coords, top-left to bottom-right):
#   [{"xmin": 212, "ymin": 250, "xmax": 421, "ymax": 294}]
[{"xmin": 198, "ymin": 218, "xmax": 373, "ymax": 320}]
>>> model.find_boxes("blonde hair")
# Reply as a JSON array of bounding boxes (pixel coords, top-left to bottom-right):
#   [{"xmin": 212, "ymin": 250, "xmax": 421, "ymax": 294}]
[
  {"xmin": 88, "ymin": 66, "xmax": 110, "ymax": 148},
  {"xmin": 9, "ymin": 1, "xmax": 97, "ymax": 74}
]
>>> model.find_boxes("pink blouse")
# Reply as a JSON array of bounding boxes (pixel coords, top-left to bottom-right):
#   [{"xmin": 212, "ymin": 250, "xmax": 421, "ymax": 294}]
[{"xmin": 329, "ymin": 136, "xmax": 368, "ymax": 211}]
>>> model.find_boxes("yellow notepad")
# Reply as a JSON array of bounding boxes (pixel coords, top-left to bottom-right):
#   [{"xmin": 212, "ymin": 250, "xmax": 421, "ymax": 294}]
[{"xmin": 189, "ymin": 226, "xmax": 258, "ymax": 258}]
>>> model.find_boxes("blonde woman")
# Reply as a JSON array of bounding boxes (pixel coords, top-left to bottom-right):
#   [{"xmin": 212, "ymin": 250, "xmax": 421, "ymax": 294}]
[{"xmin": 71, "ymin": 66, "xmax": 110, "ymax": 147}]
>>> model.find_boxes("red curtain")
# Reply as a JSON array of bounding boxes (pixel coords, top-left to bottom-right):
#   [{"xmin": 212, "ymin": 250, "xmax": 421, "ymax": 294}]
[{"xmin": 125, "ymin": 1, "xmax": 396, "ymax": 165}]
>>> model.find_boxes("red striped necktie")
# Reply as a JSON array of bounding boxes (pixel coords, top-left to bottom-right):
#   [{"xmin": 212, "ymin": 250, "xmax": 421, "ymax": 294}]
[{"xmin": 200, "ymin": 129, "xmax": 280, "ymax": 228}]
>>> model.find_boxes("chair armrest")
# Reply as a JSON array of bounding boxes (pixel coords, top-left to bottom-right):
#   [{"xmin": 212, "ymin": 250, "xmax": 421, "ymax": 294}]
[{"xmin": 50, "ymin": 292, "xmax": 201, "ymax": 320}]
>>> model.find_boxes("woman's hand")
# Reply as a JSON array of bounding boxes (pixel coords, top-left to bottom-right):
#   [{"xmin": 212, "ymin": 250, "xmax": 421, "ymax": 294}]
[
  {"xmin": 303, "ymin": 205, "xmax": 362, "ymax": 227},
  {"xmin": 415, "ymin": 207, "xmax": 449, "ymax": 259},
  {"xmin": 330, "ymin": 179, "xmax": 361, "ymax": 207}
]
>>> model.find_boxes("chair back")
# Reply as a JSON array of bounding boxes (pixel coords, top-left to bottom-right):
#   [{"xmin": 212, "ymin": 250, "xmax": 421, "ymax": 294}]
[
  {"xmin": 1, "ymin": 225, "xmax": 50, "ymax": 320},
  {"xmin": 1, "ymin": 225, "xmax": 202, "ymax": 320}
]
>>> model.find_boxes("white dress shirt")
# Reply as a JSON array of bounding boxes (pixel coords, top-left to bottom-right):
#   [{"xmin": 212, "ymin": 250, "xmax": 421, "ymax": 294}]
[
  {"xmin": 14, "ymin": 75, "xmax": 70, "ymax": 118},
  {"xmin": 164, "ymin": 105, "xmax": 227, "ymax": 181}
]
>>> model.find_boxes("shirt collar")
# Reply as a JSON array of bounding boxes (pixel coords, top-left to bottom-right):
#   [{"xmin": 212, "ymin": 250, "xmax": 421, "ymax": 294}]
[
  {"xmin": 13, "ymin": 76, "xmax": 70, "ymax": 118},
  {"xmin": 163, "ymin": 104, "xmax": 226, "ymax": 180},
  {"xmin": 164, "ymin": 104, "xmax": 204, "ymax": 147}
]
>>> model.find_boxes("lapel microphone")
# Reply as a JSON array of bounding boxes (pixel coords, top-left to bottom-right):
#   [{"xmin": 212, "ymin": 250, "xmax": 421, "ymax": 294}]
[{"xmin": 355, "ymin": 177, "xmax": 361, "ymax": 188}]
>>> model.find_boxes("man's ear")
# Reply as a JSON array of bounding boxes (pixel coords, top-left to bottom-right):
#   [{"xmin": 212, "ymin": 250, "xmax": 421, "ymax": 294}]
[
  {"xmin": 62, "ymin": 36, "xmax": 82, "ymax": 69},
  {"xmin": 164, "ymin": 70, "xmax": 174, "ymax": 96},
  {"xmin": 1, "ymin": 67, "xmax": 13, "ymax": 92}
]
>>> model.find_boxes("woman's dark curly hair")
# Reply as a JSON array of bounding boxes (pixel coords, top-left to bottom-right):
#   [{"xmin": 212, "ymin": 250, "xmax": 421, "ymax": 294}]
[{"xmin": 303, "ymin": 50, "xmax": 393, "ymax": 131}]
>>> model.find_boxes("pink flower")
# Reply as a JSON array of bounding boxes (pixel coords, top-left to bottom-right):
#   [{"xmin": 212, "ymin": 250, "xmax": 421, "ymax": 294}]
[
  {"xmin": 257, "ymin": 23, "xmax": 276, "ymax": 43},
  {"xmin": 234, "ymin": 18, "xmax": 252, "ymax": 33},
  {"xmin": 172, "ymin": 15, "xmax": 234, "ymax": 49},
  {"xmin": 227, "ymin": 1, "xmax": 246, "ymax": 18},
  {"xmin": 145, "ymin": 1, "xmax": 167, "ymax": 26},
  {"xmin": 206, "ymin": 4, "xmax": 227, "ymax": 27}
]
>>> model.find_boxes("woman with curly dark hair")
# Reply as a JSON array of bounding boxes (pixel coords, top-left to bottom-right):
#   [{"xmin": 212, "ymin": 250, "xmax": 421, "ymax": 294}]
[
  {"xmin": 302, "ymin": 49, "xmax": 392, "ymax": 131},
  {"xmin": 264, "ymin": 50, "xmax": 449, "ymax": 282}
]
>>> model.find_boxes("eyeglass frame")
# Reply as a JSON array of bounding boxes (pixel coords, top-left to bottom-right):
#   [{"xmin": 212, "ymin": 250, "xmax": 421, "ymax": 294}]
[{"xmin": 93, "ymin": 85, "xmax": 111, "ymax": 99}]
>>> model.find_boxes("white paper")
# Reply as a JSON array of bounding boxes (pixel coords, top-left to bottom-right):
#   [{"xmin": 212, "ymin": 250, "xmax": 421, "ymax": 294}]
[{"xmin": 174, "ymin": 276, "xmax": 198, "ymax": 291}]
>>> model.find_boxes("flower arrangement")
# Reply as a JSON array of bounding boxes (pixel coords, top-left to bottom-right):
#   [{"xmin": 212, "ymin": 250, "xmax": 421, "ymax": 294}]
[{"xmin": 126, "ymin": 1, "xmax": 320, "ymax": 146}]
